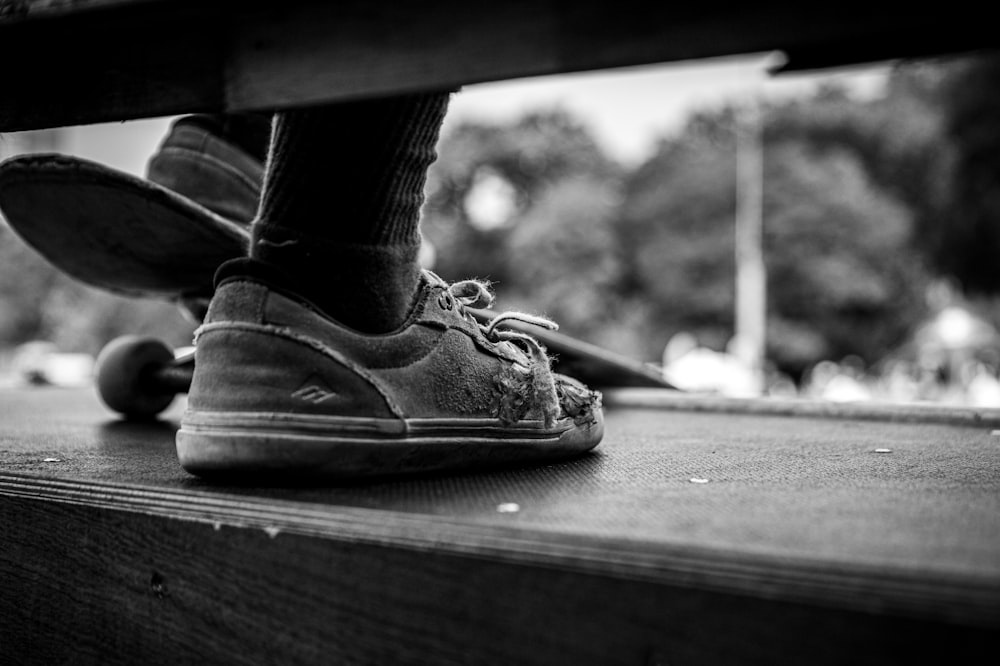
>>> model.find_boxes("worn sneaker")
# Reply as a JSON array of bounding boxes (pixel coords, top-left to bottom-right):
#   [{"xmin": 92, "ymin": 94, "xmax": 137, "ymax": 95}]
[
  {"xmin": 146, "ymin": 114, "xmax": 267, "ymax": 225},
  {"xmin": 176, "ymin": 259, "xmax": 604, "ymax": 479}
]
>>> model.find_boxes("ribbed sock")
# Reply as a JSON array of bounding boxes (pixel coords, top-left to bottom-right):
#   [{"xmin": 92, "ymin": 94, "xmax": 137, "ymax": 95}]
[{"xmin": 250, "ymin": 92, "xmax": 450, "ymax": 333}]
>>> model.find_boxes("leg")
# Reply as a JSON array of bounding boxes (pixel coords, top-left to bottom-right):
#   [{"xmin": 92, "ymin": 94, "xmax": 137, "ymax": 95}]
[{"xmin": 251, "ymin": 94, "xmax": 448, "ymax": 332}]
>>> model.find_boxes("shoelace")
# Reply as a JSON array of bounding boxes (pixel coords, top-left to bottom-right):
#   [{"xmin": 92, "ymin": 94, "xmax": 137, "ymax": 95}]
[
  {"xmin": 445, "ymin": 279, "xmax": 556, "ymax": 359},
  {"xmin": 443, "ymin": 278, "xmax": 561, "ymax": 426}
]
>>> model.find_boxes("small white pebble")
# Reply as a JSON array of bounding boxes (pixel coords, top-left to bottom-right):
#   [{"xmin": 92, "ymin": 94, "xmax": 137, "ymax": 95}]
[
  {"xmin": 689, "ymin": 478, "xmax": 709, "ymax": 484},
  {"xmin": 874, "ymin": 448, "xmax": 892, "ymax": 454},
  {"xmin": 212, "ymin": 522, "xmax": 222, "ymax": 532},
  {"xmin": 42, "ymin": 458, "xmax": 62, "ymax": 463},
  {"xmin": 496, "ymin": 503, "xmax": 521, "ymax": 513},
  {"xmin": 992, "ymin": 430, "xmax": 1000, "ymax": 436},
  {"xmin": 263, "ymin": 526, "xmax": 282, "ymax": 538}
]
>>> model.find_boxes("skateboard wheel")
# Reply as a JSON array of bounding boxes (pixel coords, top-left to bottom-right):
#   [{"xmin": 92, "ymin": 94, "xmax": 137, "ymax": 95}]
[{"xmin": 95, "ymin": 336, "xmax": 176, "ymax": 419}]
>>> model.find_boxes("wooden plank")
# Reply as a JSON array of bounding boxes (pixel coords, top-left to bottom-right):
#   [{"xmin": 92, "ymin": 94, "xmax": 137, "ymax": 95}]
[
  {"xmin": 4, "ymin": 387, "xmax": 1000, "ymax": 592},
  {"xmin": 0, "ymin": 1, "xmax": 996, "ymax": 131},
  {"xmin": 1, "ymin": 476, "xmax": 996, "ymax": 664},
  {"xmin": 3, "ymin": 472, "xmax": 999, "ymax": 627},
  {"xmin": 225, "ymin": 2, "xmax": 991, "ymax": 111},
  {"xmin": 0, "ymin": 0, "xmax": 168, "ymax": 22},
  {"xmin": 603, "ymin": 388, "xmax": 1000, "ymax": 427},
  {"xmin": 0, "ymin": 3, "xmax": 226, "ymax": 130},
  {"xmin": 3, "ymin": 388, "xmax": 999, "ymax": 661}
]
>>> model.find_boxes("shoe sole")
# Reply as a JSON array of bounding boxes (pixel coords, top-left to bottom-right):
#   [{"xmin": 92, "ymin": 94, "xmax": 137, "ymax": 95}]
[{"xmin": 176, "ymin": 410, "xmax": 604, "ymax": 480}]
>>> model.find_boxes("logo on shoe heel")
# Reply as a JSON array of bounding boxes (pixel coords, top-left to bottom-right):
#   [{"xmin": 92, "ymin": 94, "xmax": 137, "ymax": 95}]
[{"xmin": 292, "ymin": 375, "xmax": 338, "ymax": 404}]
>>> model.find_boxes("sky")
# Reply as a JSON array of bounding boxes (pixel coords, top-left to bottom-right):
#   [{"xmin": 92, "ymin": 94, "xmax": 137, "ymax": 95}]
[
  {"xmin": 443, "ymin": 53, "xmax": 889, "ymax": 165},
  {"xmin": 39, "ymin": 52, "xmax": 891, "ymax": 175}
]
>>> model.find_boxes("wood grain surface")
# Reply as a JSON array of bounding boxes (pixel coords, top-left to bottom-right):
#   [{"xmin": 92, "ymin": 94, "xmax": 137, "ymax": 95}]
[
  {"xmin": 2, "ymin": 387, "xmax": 999, "ymax": 663},
  {"xmin": 2, "ymin": 483, "xmax": 995, "ymax": 665}
]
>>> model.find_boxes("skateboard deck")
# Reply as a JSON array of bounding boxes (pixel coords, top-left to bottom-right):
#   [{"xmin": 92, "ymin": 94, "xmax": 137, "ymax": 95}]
[
  {"xmin": 0, "ymin": 153, "xmax": 671, "ymax": 416},
  {"xmin": 0, "ymin": 154, "xmax": 250, "ymax": 299},
  {"xmin": 469, "ymin": 310, "xmax": 668, "ymax": 388}
]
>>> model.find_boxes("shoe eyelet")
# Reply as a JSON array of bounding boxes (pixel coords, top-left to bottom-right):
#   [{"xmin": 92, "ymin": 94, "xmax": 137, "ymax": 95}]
[{"xmin": 437, "ymin": 292, "xmax": 454, "ymax": 310}]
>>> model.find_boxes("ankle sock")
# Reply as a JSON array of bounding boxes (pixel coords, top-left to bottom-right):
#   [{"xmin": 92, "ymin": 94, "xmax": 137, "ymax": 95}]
[{"xmin": 250, "ymin": 92, "xmax": 450, "ymax": 333}]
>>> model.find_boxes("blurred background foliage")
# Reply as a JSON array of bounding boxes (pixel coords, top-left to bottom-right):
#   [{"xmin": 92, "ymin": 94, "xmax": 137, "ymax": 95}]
[
  {"xmin": 424, "ymin": 51, "xmax": 1000, "ymax": 381},
  {"xmin": 3, "ymin": 52, "xmax": 1000, "ymax": 388}
]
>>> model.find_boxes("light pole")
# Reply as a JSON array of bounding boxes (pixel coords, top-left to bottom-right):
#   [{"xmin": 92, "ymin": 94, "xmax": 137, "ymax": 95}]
[{"xmin": 734, "ymin": 87, "xmax": 766, "ymax": 395}]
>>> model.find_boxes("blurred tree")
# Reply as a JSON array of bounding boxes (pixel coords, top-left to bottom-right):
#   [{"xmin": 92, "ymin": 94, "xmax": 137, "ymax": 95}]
[
  {"xmin": 0, "ymin": 223, "xmax": 196, "ymax": 356},
  {"xmin": 621, "ymin": 101, "xmax": 931, "ymax": 375},
  {"xmin": 767, "ymin": 52, "xmax": 1000, "ymax": 295},
  {"xmin": 618, "ymin": 109, "xmax": 740, "ymax": 360},
  {"xmin": 763, "ymin": 141, "xmax": 928, "ymax": 374},
  {"xmin": 502, "ymin": 175, "xmax": 627, "ymax": 345},
  {"xmin": 0, "ymin": 223, "xmax": 60, "ymax": 345},
  {"xmin": 936, "ymin": 51, "xmax": 1000, "ymax": 293},
  {"xmin": 765, "ymin": 67, "xmax": 949, "ymax": 230},
  {"xmin": 423, "ymin": 109, "xmax": 618, "ymax": 287}
]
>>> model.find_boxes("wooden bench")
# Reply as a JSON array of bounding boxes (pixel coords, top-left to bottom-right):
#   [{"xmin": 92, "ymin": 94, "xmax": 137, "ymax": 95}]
[{"xmin": 1, "ymin": 0, "xmax": 996, "ymax": 131}]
